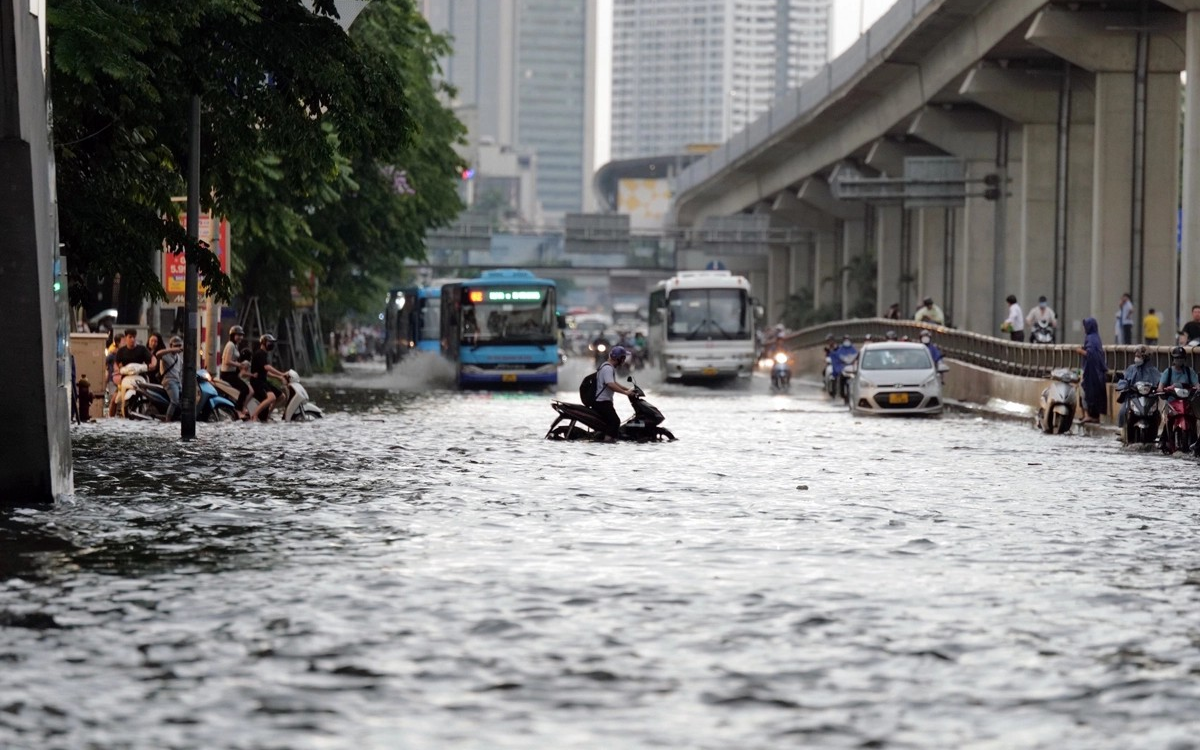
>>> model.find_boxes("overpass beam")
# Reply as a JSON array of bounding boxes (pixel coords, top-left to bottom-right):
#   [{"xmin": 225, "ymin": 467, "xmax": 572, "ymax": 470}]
[{"xmin": 1028, "ymin": 7, "xmax": 1184, "ymax": 342}]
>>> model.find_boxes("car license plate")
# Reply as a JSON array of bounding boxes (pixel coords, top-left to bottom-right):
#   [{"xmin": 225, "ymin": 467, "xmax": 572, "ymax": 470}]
[
  {"xmin": 502, "ymin": 374, "xmax": 518, "ymax": 382},
  {"xmin": 702, "ymin": 367, "xmax": 718, "ymax": 376},
  {"xmin": 888, "ymin": 393, "xmax": 909, "ymax": 404}
]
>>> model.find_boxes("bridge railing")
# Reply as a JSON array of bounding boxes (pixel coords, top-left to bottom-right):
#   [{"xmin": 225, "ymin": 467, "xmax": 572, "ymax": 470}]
[{"xmin": 786, "ymin": 319, "xmax": 1177, "ymax": 382}]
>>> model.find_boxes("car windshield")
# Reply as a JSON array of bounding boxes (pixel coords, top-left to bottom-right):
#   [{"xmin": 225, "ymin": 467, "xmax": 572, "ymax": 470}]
[
  {"xmin": 460, "ymin": 286, "xmax": 556, "ymax": 345},
  {"xmin": 860, "ymin": 347, "xmax": 933, "ymax": 371},
  {"xmin": 667, "ymin": 288, "xmax": 750, "ymax": 341}
]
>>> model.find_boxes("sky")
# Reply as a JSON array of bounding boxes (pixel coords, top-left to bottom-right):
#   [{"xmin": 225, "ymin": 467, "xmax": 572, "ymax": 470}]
[{"xmin": 593, "ymin": 0, "xmax": 897, "ymax": 169}]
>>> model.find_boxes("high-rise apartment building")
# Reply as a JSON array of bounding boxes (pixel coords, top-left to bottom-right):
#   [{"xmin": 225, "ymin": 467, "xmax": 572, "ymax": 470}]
[
  {"xmin": 419, "ymin": 0, "xmax": 596, "ymax": 218},
  {"xmin": 611, "ymin": 0, "xmax": 832, "ymax": 161}
]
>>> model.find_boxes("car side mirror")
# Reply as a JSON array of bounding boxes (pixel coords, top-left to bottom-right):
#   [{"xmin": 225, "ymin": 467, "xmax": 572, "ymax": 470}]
[
  {"xmin": 936, "ymin": 361, "xmax": 950, "ymax": 373},
  {"xmin": 627, "ymin": 376, "xmax": 634, "ymax": 383}
]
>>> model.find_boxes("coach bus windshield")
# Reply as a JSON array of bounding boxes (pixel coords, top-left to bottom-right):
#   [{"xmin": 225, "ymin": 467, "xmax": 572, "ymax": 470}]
[{"xmin": 667, "ymin": 288, "xmax": 750, "ymax": 341}]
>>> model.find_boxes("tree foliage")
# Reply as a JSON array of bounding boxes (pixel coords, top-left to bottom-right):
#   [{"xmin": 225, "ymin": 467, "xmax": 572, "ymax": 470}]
[{"xmin": 50, "ymin": 0, "xmax": 463, "ymax": 321}]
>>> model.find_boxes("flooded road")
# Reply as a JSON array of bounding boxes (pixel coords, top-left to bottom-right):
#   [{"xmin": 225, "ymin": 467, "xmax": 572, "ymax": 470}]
[{"xmin": 3, "ymin": 360, "xmax": 1200, "ymax": 748}]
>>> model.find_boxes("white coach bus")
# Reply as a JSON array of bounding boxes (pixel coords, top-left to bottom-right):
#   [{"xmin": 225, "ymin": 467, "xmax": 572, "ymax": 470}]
[{"xmin": 647, "ymin": 270, "xmax": 759, "ymax": 383}]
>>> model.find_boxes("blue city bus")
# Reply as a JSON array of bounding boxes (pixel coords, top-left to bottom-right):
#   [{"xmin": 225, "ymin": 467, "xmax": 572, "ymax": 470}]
[
  {"xmin": 384, "ymin": 282, "xmax": 456, "ymax": 370},
  {"xmin": 440, "ymin": 269, "xmax": 559, "ymax": 387}
]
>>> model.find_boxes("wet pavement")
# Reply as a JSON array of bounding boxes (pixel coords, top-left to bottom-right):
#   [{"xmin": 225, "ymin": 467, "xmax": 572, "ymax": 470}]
[{"xmin": 2, "ymin": 358, "xmax": 1200, "ymax": 749}]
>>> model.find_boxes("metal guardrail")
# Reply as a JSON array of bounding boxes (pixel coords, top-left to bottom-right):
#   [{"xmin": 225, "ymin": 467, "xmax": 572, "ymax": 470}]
[{"xmin": 786, "ymin": 318, "xmax": 1178, "ymax": 382}]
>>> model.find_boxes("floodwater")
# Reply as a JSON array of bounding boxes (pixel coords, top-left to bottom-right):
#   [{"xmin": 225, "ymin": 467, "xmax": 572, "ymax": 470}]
[{"xmin": 3, "ymin": 358, "xmax": 1200, "ymax": 749}]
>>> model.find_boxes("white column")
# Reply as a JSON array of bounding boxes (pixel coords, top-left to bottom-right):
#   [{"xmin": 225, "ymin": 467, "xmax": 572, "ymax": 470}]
[{"xmin": 1182, "ymin": 11, "xmax": 1200, "ymax": 326}]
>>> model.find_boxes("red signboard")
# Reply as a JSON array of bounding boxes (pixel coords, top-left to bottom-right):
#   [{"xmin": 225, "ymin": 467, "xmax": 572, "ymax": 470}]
[{"xmin": 163, "ymin": 211, "xmax": 230, "ymax": 296}]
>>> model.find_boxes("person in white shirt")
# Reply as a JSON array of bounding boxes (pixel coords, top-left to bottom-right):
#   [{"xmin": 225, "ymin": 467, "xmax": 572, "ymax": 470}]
[
  {"xmin": 914, "ymin": 297, "xmax": 946, "ymax": 326},
  {"xmin": 1002, "ymin": 294, "xmax": 1025, "ymax": 342},
  {"xmin": 1026, "ymin": 296, "xmax": 1058, "ymax": 342}
]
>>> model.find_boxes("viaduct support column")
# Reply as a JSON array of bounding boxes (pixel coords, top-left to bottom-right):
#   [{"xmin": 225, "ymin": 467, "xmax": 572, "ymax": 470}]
[
  {"xmin": 1028, "ymin": 7, "xmax": 1185, "ymax": 341},
  {"xmin": 1, "ymin": 0, "xmax": 72, "ymax": 504}
]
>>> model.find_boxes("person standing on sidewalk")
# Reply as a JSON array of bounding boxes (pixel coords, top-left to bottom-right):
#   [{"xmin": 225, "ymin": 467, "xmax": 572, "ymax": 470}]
[
  {"xmin": 1001, "ymin": 294, "xmax": 1025, "ymax": 342},
  {"xmin": 1116, "ymin": 293, "xmax": 1134, "ymax": 344}
]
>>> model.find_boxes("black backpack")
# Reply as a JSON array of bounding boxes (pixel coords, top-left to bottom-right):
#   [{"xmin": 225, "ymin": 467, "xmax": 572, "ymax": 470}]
[
  {"xmin": 579, "ymin": 371, "xmax": 598, "ymax": 407},
  {"xmin": 579, "ymin": 363, "xmax": 610, "ymax": 407}
]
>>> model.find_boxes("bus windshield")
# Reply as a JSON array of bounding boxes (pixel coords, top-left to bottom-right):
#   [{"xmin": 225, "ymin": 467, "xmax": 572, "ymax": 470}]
[
  {"xmin": 460, "ymin": 286, "xmax": 556, "ymax": 345},
  {"xmin": 667, "ymin": 288, "xmax": 750, "ymax": 341}
]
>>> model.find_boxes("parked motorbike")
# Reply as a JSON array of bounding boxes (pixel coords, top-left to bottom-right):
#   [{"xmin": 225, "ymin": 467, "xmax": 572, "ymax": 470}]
[
  {"xmin": 1030, "ymin": 320, "xmax": 1055, "ymax": 344},
  {"xmin": 1116, "ymin": 379, "xmax": 1161, "ymax": 446},
  {"xmin": 546, "ymin": 377, "xmax": 675, "ymax": 442},
  {"xmin": 770, "ymin": 351, "xmax": 792, "ymax": 392},
  {"xmin": 1036, "ymin": 367, "xmax": 1079, "ymax": 434},
  {"xmin": 197, "ymin": 369, "xmax": 239, "ymax": 422},
  {"xmin": 127, "ymin": 376, "xmax": 171, "ymax": 420},
  {"xmin": 1159, "ymin": 385, "xmax": 1197, "ymax": 455}
]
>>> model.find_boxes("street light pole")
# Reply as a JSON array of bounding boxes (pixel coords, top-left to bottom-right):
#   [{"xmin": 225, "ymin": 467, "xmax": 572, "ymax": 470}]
[{"xmin": 182, "ymin": 93, "xmax": 200, "ymax": 440}]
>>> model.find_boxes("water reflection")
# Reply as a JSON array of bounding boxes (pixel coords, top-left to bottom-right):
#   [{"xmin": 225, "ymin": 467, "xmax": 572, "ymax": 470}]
[{"xmin": 2, "ymin": 366, "xmax": 1199, "ymax": 748}]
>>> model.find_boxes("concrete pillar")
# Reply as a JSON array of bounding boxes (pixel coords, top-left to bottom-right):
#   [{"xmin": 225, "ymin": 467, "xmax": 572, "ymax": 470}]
[
  {"xmin": 915, "ymin": 208, "xmax": 945, "ymax": 317},
  {"xmin": 1, "ymin": 0, "xmax": 72, "ymax": 503},
  {"xmin": 1027, "ymin": 6, "xmax": 1186, "ymax": 341},
  {"xmin": 813, "ymin": 231, "xmax": 837, "ymax": 310},
  {"xmin": 767, "ymin": 244, "xmax": 790, "ymax": 324},
  {"xmin": 1183, "ymin": 10, "xmax": 1200, "ymax": 329},
  {"xmin": 908, "ymin": 108, "xmax": 1009, "ymax": 334},
  {"xmin": 841, "ymin": 218, "xmax": 867, "ymax": 318},
  {"xmin": 874, "ymin": 205, "xmax": 903, "ymax": 318},
  {"xmin": 794, "ymin": 176, "xmax": 863, "ymax": 316}
]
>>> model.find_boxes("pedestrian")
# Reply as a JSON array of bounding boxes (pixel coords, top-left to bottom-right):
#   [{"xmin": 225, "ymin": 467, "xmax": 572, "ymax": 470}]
[
  {"xmin": 1026, "ymin": 295, "xmax": 1058, "ymax": 342},
  {"xmin": 1116, "ymin": 292, "xmax": 1134, "ymax": 344},
  {"xmin": 220, "ymin": 325, "xmax": 251, "ymax": 419},
  {"xmin": 885, "ymin": 302, "xmax": 900, "ymax": 320},
  {"xmin": 1076, "ymin": 317, "xmax": 1108, "ymax": 424},
  {"xmin": 1001, "ymin": 294, "xmax": 1024, "ymax": 342},
  {"xmin": 1179, "ymin": 305, "xmax": 1200, "ymax": 345},
  {"xmin": 145, "ymin": 332, "xmax": 166, "ymax": 385},
  {"xmin": 914, "ymin": 297, "xmax": 945, "ymax": 326},
  {"xmin": 158, "ymin": 336, "xmax": 184, "ymax": 420},
  {"xmin": 1143, "ymin": 308, "xmax": 1160, "ymax": 345},
  {"xmin": 593, "ymin": 345, "xmax": 635, "ymax": 443}
]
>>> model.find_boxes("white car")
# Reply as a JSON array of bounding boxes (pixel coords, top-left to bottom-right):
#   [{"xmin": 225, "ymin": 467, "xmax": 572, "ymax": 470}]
[{"xmin": 848, "ymin": 342, "xmax": 946, "ymax": 416}]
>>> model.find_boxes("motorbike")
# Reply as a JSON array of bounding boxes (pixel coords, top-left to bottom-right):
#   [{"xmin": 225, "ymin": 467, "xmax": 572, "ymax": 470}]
[
  {"xmin": 1030, "ymin": 320, "xmax": 1055, "ymax": 344},
  {"xmin": 546, "ymin": 376, "xmax": 675, "ymax": 442},
  {"xmin": 197, "ymin": 369, "xmax": 240, "ymax": 422},
  {"xmin": 834, "ymin": 352, "xmax": 857, "ymax": 404},
  {"xmin": 770, "ymin": 351, "xmax": 792, "ymax": 392},
  {"xmin": 1159, "ymin": 385, "xmax": 1197, "ymax": 455},
  {"xmin": 1116, "ymin": 379, "xmax": 1161, "ymax": 446},
  {"xmin": 823, "ymin": 354, "xmax": 835, "ymax": 397},
  {"xmin": 242, "ymin": 370, "xmax": 324, "ymax": 422},
  {"xmin": 588, "ymin": 339, "xmax": 611, "ymax": 367},
  {"xmin": 1036, "ymin": 367, "xmax": 1079, "ymax": 434}
]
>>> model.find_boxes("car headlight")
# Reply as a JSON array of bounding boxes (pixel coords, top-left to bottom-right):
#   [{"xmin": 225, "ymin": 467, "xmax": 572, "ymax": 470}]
[
  {"xmin": 921, "ymin": 376, "xmax": 937, "ymax": 388},
  {"xmin": 858, "ymin": 379, "xmax": 875, "ymax": 389}
]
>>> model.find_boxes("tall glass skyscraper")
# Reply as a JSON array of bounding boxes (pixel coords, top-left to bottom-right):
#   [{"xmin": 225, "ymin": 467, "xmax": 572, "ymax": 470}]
[
  {"xmin": 419, "ymin": 0, "xmax": 596, "ymax": 218},
  {"xmin": 611, "ymin": 0, "xmax": 832, "ymax": 160}
]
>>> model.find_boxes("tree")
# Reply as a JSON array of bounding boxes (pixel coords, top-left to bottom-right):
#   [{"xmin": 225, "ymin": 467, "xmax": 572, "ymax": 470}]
[{"xmin": 50, "ymin": 0, "xmax": 460, "ymax": 322}]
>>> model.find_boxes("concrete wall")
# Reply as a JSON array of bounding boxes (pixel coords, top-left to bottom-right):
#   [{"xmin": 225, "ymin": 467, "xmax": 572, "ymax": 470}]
[{"xmin": 0, "ymin": 0, "xmax": 72, "ymax": 503}]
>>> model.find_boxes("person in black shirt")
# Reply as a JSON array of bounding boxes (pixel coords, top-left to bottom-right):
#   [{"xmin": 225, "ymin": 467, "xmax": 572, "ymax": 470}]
[
  {"xmin": 110, "ymin": 328, "xmax": 156, "ymax": 416},
  {"xmin": 1179, "ymin": 305, "xmax": 1200, "ymax": 345},
  {"xmin": 250, "ymin": 334, "xmax": 289, "ymax": 422}
]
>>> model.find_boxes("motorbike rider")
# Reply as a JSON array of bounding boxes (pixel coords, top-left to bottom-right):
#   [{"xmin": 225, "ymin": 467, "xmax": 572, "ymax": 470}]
[
  {"xmin": 885, "ymin": 330, "xmax": 898, "ymax": 341},
  {"xmin": 109, "ymin": 328, "xmax": 157, "ymax": 416},
  {"xmin": 830, "ymin": 335, "xmax": 858, "ymax": 402},
  {"xmin": 1159, "ymin": 346, "xmax": 1198, "ymax": 394},
  {"xmin": 822, "ymin": 333, "xmax": 837, "ymax": 356},
  {"xmin": 594, "ymin": 345, "xmax": 636, "ymax": 443},
  {"xmin": 220, "ymin": 325, "xmax": 251, "ymax": 419},
  {"xmin": 1117, "ymin": 345, "xmax": 1161, "ymax": 428},
  {"xmin": 1026, "ymin": 296, "xmax": 1058, "ymax": 342},
  {"xmin": 250, "ymin": 334, "xmax": 289, "ymax": 422},
  {"xmin": 590, "ymin": 331, "xmax": 612, "ymax": 365},
  {"xmin": 919, "ymin": 331, "xmax": 943, "ymax": 364}
]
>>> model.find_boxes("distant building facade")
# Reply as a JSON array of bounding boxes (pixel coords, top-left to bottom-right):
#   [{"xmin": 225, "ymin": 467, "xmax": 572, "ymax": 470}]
[
  {"xmin": 419, "ymin": 0, "xmax": 596, "ymax": 219},
  {"xmin": 611, "ymin": 0, "xmax": 832, "ymax": 160}
]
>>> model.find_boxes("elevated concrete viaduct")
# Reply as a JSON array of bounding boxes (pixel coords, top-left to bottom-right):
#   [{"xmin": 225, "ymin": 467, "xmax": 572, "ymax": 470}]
[{"xmin": 672, "ymin": 0, "xmax": 1196, "ymax": 343}]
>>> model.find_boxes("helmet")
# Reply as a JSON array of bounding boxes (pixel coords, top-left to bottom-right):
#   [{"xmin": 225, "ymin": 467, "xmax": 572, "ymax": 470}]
[
  {"xmin": 1171, "ymin": 346, "xmax": 1186, "ymax": 360},
  {"xmin": 919, "ymin": 331, "xmax": 931, "ymax": 342},
  {"xmin": 609, "ymin": 345, "xmax": 628, "ymax": 360},
  {"xmin": 825, "ymin": 333, "xmax": 835, "ymax": 341},
  {"xmin": 885, "ymin": 330, "xmax": 897, "ymax": 341},
  {"xmin": 229, "ymin": 325, "xmax": 245, "ymax": 337},
  {"xmin": 1134, "ymin": 345, "xmax": 1149, "ymax": 358},
  {"xmin": 260, "ymin": 334, "xmax": 277, "ymax": 351}
]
